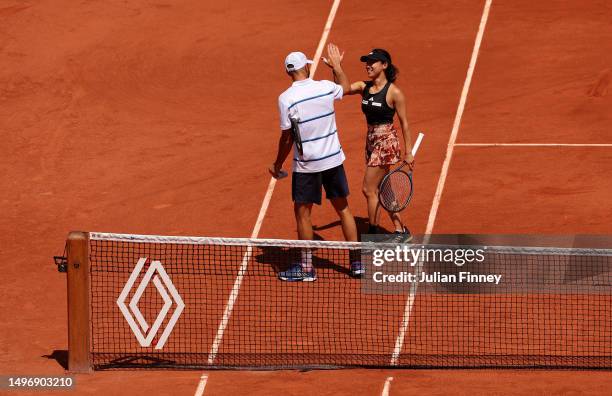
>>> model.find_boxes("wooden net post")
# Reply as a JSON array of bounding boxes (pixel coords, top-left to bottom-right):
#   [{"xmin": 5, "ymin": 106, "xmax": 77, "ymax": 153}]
[{"xmin": 66, "ymin": 231, "xmax": 92, "ymax": 373}]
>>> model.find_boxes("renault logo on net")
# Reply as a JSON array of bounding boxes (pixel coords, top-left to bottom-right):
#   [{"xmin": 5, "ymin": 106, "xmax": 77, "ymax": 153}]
[{"xmin": 116, "ymin": 257, "xmax": 185, "ymax": 349}]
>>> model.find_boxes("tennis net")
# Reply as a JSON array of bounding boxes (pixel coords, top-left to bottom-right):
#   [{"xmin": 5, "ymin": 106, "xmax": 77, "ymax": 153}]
[{"xmin": 63, "ymin": 232, "xmax": 612, "ymax": 370}]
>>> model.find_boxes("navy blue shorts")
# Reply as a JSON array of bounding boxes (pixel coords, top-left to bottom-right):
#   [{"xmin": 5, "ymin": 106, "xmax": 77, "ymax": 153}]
[{"xmin": 292, "ymin": 164, "xmax": 350, "ymax": 205}]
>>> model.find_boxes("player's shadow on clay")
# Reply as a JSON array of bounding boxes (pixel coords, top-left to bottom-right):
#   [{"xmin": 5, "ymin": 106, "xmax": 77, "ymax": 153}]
[
  {"xmin": 313, "ymin": 216, "xmax": 392, "ymax": 236},
  {"xmin": 253, "ymin": 246, "xmax": 352, "ymax": 277}
]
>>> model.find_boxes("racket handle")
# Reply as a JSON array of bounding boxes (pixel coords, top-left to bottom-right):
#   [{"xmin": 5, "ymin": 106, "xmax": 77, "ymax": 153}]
[
  {"xmin": 277, "ymin": 170, "xmax": 288, "ymax": 179},
  {"xmin": 411, "ymin": 132, "xmax": 425, "ymax": 157}
]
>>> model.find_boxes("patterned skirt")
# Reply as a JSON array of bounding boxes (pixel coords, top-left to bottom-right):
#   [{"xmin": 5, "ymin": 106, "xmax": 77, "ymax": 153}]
[{"xmin": 365, "ymin": 123, "xmax": 401, "ymax": 167}]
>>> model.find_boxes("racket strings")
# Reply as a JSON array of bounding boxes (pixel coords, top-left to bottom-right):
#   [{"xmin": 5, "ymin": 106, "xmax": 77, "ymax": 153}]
[{"xmin": 379, "ymin": 172, "xmax": 412, "ymax": 212}]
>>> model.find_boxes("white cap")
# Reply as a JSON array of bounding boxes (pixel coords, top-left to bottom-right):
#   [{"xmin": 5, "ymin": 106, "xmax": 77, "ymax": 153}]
[{"xmin": 284, "ymin": 51, "xmax": 313, "ymax": 72}]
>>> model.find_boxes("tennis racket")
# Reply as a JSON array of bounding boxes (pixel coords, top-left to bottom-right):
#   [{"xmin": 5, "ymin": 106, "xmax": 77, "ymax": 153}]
[
  {"xmin": 289, "ymin": 116, "xmax": 303, "ymax": 157},
  {"xmin": 273, "ymin": 116, "xmax": 301, "ymax": 180},
  {"xmin": 378, "ymin": 132, "xmax": 424, "ymax": 213}
]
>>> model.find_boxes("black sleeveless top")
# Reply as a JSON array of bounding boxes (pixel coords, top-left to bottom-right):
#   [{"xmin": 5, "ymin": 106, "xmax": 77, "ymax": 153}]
[{"xmin": 361, "ymin": 81, "xmax": 395, "ymax": 125}]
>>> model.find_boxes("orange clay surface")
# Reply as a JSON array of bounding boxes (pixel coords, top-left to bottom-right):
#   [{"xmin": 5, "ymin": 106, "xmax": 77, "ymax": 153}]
[{"xmin": 1, "ymin": 0, "xmax": 611, "ymax": 395}]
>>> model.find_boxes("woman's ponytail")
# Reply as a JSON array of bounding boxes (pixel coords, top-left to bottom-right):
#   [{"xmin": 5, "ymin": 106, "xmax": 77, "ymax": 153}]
[
  {"xmin": 373, "ymin": 48, "xmax": 398, "ymax": 82},
  {"xmin": 384, "ymin": 63, "xmax": 398, "ymax": 82}
]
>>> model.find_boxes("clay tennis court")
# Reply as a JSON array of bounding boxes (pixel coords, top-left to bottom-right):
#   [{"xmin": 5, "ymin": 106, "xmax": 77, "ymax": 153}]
[{"xmin": 2, "ymin": 0, "xmax": 612, "ymax": 394}]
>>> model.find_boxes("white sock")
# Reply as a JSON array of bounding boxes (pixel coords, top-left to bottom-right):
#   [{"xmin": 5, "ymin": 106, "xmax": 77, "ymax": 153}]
[{"xmin": 301, "ymin": 248, "xmax": 313, "ymax": 271}]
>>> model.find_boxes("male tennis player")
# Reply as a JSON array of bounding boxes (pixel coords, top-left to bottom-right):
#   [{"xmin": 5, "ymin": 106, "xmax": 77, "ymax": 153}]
[{"xmin": 269, "ymin": 51, "xmax": 362, "ymax": 281}]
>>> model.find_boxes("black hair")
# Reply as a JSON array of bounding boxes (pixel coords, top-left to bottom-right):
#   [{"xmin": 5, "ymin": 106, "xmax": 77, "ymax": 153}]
[{"xmin": 373, "ymin": 48, "xmax": 399, "ymax": 82}]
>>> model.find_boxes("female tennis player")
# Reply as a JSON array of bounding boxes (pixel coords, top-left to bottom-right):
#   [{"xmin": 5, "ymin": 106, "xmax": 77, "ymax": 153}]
[{"xmin": 323, "ymin": 44, "xmax": 415, "ymax": 240}]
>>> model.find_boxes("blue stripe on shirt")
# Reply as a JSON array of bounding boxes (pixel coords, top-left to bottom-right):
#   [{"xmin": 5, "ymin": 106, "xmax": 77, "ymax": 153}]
[
  {"xmin": 301, "ymin": 130, "xmax": 337, "ymax": 143},
  {"xmin": 288, "ymin": 90, "xmax": 335, "ymax": 110},
  {"xmin": 294, "ymin": 148, "xmax": 343, "ymax": 163},
  {"xmin": 298, "ymin": 111, "xmax": 335, "ymax": 124}
]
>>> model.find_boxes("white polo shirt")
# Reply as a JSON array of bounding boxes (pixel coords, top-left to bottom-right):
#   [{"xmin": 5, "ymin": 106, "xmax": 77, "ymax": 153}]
[{"xmin": 278, "ymin": 78, "xmax": 345, "ymax": 173}]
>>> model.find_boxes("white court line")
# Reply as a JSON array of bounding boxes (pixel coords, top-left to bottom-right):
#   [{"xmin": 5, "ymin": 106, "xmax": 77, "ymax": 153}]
[
  {"xmin": 206, "ymin": 178, "xmax": 275, "ymax": 364},
  {"xmin": 455, "ymin": 143, "xmax": 612, "ymax": 147},
  {"xmin": 381, "ymin": 377, "xmax": 393, "ymax": 396},
  {"xmin": 194, "ymin": 374, "xmax": 208, "ymax": 396},
  {"xmin": 310, "ymin": 0, "xmax": 341, "ymax": 77},
  {"xmin": 389, "ymin": 0, "xmax": 493, "ymax": 366},
  {"xmin": 425, "ymin": 0, "xmax": 493, "ymax": 236},
  {"xmin": 204, "ymin": 0, "xmax": 343, "ymax": 373}
]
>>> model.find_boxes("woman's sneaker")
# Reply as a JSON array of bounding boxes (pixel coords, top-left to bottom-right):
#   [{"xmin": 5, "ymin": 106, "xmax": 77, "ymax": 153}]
[
  {"xmin": 388, "ymin": 226, "xmax": 413, "ymax": 244},
  {"xmin": 278, "ymin": 263, "xmax": 317, "ymax": 282}
]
